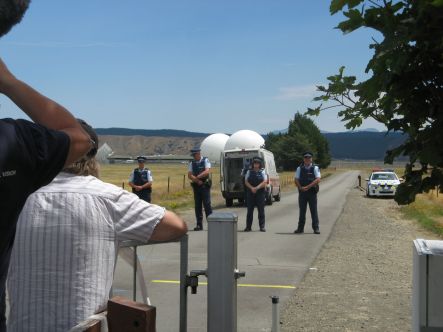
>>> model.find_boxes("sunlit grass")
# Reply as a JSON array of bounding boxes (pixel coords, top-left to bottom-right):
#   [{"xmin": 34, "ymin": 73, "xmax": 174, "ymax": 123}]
[
  {"xmin": 400, "ymin": 191, "xmax": 443, "ymax": 237},
  {"xmin": 99, "ymin": 162, "xmax": 443, "ymax": 237},
  {"xmin": 98, "ymin": 163, "xmax": 337, "ymax": 212},
  {"xmin": 99, "ymin": 163, "xmax": 222, "ymax": 211}
]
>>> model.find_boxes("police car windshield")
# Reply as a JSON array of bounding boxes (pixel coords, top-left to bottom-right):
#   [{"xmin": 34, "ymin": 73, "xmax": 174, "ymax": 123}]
[{"xmin": 372, "ymin": 173, "xmax": 397, "ymax": 180}]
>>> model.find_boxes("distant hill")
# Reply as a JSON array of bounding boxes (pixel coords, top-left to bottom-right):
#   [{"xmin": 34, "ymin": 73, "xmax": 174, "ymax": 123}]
[
  {"xmin": 98, "ymin": 135, "xmax": 204, "ymax": 157},
  {"xmin": 95, "ymin": 128, "xmax": 408, "ymax": 160},
  {"xmin": 95, "ymin": 128, "xmax": 211, "ymax": 138},
  {"xmin": 323, "ymin": 131, "xmax": 407, "ymax": 160}
]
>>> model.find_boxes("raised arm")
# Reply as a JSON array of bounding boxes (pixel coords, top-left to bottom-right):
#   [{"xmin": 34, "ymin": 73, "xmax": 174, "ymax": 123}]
[{"xmin": 0, "ymin": 58, "xmax": 91, "ymax": 166}]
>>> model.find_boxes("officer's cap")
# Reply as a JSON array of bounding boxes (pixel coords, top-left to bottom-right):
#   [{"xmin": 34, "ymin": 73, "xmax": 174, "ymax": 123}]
[
  {"xmin": 303, "ymin": 152, "xmax": 313, "ymax": 158},
  {"xmin": 252, "ymin": 157, "xmax": 263, "ymax": 165},
  {"xmin": 136, "ymin": 156, "xmax": 147, "ymax": 162},
  {"xmin": 190, "ymin": 148, "xmax": 201, "ymax": 155}
]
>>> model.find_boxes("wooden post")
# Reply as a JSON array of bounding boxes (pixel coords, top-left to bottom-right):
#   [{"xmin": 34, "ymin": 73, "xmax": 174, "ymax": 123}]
[
  {"xmin": 167, "ymin": 176, "xmax": 170, "ymax": 193},
  {"xmin": 69, "ymin": 312, "xmax": 107, "ymax": 331},
  {"xmin": 183, "ymin": 175, "xmax": 186, "ymax": 189},
  {"xmin": 107, "ymin": 296, "xmax": 156, "ymax": 332}
]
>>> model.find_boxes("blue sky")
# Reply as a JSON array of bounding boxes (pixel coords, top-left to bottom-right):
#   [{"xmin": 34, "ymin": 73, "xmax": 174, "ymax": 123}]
[{"xmin": 0, "ymin": 1, "xmax": 386, "ymax": 134}]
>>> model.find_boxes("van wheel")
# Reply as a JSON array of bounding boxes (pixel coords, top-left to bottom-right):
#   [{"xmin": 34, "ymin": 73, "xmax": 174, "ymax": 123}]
[
  {"xmin": 226, "ymin": 198, "xmax": 233, "ymax": 207},
  {"xmin": 266, "ymin": 190, "xmax": 273, "ymax": 205},
  {"xmin": 238, "ymin": 198, "xmax": 245, "ymax": 206},
  {"xmin": 274, "ymin": 189, "xmax": 281, "ymax": 202}
]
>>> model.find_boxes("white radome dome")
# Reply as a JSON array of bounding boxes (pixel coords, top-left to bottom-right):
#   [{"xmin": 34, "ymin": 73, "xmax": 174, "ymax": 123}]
[
  {"xmin": 200, "ymin": 133, "xmax": 230, "ymax": 163},
  {"xmin": 224, "ymin": 130, "xmax": 265, "ymax": 150}
]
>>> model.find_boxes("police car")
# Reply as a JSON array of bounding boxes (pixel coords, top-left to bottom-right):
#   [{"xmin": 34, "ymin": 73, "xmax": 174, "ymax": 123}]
[{"xmin": 366, "ymin": 169, "xmax": 401, "ymax": 197}]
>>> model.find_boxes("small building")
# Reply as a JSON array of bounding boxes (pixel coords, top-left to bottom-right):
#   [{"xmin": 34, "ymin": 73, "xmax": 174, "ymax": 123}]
[
  {"xmin": 107, "ymin": 154, "xmax": 192, "ymax": 164},
  {"xmin": 96, "ymin": 143, "xmax": 113, "ymax": 164}
]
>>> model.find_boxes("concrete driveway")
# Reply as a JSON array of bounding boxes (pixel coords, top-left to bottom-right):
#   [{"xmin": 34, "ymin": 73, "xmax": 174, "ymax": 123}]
[{"xmin": 112, "ymin": 170, "xmax": 360, "ymax": 331}]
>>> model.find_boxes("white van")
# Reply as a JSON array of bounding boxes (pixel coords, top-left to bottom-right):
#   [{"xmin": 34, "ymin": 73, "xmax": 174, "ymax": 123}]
[{"xmin": 220, "ymin": 148, "xmax": 281, "ymax": 207}]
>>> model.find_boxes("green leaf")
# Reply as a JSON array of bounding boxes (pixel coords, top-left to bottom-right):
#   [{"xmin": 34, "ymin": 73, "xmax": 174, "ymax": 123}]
[
  {"xmin": 431, "ymin": 0, "xmax": 443, "ymax": 7},
  {"xmin": 337, "ymin": 9, "xmax": 364, "ymax": 33},
  {"xmin": 330, "ymin": 0, "xmax": 348, "ymax": 14},
  {"xmin": 306, "ymin": 107, "xmax": 321, "ymax": 116},
  {"xmin": 330, "ymin": 0, "xmax": 362, "ymax": 14}
]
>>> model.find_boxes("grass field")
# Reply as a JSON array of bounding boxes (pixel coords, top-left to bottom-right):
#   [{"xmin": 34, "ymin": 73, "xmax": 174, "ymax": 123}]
[
  {"xmin": 99, "ymin": 163, "xmax": 333, "ymax": 211},
  {"xmin": 100, "ymin": 163, "xmax": 212, "ymax": 211},
  {"xmin": 100, "ymin": 162, "xmax": 442, "ymax": 237},
  {"xmin": 400, "ymin": 190, "xmax": 443, "ymax": 237}
]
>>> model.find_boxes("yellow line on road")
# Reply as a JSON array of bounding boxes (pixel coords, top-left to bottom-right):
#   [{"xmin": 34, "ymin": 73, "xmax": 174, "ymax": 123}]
[{"xmin": 151, "ymin": 280, "xmax": 295, "ymax": 289}]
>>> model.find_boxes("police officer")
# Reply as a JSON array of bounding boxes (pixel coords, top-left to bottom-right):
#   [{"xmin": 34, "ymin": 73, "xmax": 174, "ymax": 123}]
[
  {"xmin": 129, "ymin": 156, "xmax": 153, "ymax": 202},
  {"xmin": 244, "ymin": 157, "xmax": 268, "ymax": 232},
  {"xmin": 294, "ymin": 152, "xmax": 321, "ymax": 234},
  {"xmin": 188, "ymin": 148, "xmax": 212, "ymax": 231}
]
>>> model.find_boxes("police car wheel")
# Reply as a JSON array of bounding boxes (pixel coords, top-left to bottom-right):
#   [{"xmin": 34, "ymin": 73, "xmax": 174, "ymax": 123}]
[{"xmin": 225, "ymin": 198, "xmax": 233, "ymax": 207}]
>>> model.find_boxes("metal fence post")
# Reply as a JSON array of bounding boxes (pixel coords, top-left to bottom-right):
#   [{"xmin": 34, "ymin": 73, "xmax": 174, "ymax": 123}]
[
  {"xmin": 207, "ymin": 212, "xmax": 244, "ymax": 332},
  {"xmin": 180, "ymin": 235, "xmax": 189, "ymax": 332},
  {"xmin": 133, "ymin": 246, "xmax": 137, "ymax": 301}
]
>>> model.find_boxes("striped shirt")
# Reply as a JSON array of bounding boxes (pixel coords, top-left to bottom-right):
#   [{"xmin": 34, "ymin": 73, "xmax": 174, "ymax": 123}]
[{"xmin": 7, "ymin": 172, "xmax": 165, "ymax": 331}]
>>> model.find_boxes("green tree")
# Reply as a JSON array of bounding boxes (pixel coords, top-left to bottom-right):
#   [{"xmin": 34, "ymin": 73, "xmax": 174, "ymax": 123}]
[
  {"xmin": 307, "ymin": 0, "xmax": 443, "ymax": 204},
  {"xmin": 266, "ymin": 113, "xmax": 331, "ymax": 170}
]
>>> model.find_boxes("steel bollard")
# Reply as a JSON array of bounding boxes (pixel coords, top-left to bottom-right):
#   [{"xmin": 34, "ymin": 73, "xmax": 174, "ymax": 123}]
[
  {"xmin": 207, "ymin": 212, "xmax": 245, "ymax": 332},
  {"xmin": 271, "ymin": 296, "xmax": 280, "ymax": 332}
]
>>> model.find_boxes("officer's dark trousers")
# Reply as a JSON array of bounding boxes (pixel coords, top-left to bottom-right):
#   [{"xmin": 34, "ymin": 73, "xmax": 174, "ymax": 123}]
[
  {"xmin": 134, "ymin": 189, "xmax": 151, "ymax": 203},
  {"xmin": 297, "ymin": 190, "xmax": 319, "ymax": 231},
  {"xmin": 246, "ymin": 189, "xmax": 265, "ymax": 229},
  {"xmin": 193, "ymin": 185, "xmax": 212, "ymax": 228}
]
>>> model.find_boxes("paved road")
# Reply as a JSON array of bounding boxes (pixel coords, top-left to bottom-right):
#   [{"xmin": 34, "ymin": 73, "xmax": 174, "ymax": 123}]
[{"xmin": 112, "ymin": 170, "xmax": 360, "ymax": 331}]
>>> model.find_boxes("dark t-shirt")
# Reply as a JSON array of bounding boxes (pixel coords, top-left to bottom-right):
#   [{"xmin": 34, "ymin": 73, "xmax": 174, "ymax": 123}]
[{"xmin": 0, "ymin": 118, "xmax": 70, "ymax": 329}]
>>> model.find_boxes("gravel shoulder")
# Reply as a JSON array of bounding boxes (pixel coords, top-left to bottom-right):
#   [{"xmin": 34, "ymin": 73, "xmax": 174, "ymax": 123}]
[{"xmin": 281, "ymin": 185, "xmax": 441, "ymax": 332}]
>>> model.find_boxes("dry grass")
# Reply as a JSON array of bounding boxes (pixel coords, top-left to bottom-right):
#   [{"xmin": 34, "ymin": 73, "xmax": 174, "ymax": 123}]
[
  {"xmin": 401, "ymin": 190, "xmax": 443, "ymax": 237},
  {"xmin": 98, "ymin": 163, "xmax": 336, "ymax": 211},
  {"xmin": 99, "ymin": 162, "xmax": 443, "ymax": 237},
  {"xmin": 99, "ymin": 163, "xmax": 221, "ymax": 211}
]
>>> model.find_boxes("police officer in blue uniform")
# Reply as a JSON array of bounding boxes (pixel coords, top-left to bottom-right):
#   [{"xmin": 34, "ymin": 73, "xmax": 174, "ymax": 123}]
[
  {"xmin": 129, "ymin": 156, "xmax": 153, "ymax": 202},
  {"xmin": 188, "ymin": 148, "xmax": 212, "ymax": 231},
  {"xmin": 294, "ymin": 152, "xmax": 321, "ymax": 234},
  {"xmin": 244, "ymin": 157, "xmax": 268, "ymax": 232}
]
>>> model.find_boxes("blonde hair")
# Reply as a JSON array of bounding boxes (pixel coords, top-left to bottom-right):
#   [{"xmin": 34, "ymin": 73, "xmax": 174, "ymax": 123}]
[{"xmin": 63, "ymin": 158, "xmax": 100, "ymax": 178}]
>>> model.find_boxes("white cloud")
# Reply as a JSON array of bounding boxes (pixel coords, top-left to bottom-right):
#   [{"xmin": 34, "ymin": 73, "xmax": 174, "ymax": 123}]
[{"xmin": 274, "ymin": 84, "xmax": 318, "ymax": 101}]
